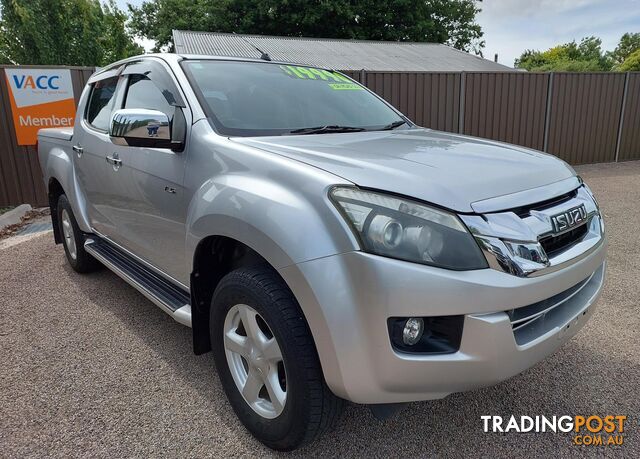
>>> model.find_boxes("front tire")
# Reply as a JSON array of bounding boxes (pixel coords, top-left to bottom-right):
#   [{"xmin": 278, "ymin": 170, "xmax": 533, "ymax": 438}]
[
  {"xmin": 210, "ymin": 267, "xmax": 343, "ymax": 451},
  {"xmin": 57, "ymin": 195, "xmax": 101, "ymax": 273}
]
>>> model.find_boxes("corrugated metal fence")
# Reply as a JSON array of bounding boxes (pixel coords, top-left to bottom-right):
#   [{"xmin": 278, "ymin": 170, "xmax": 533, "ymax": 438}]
[
  {"xmin": 1, "ymin": 66, "xmax": 639, "ymax": 207},
  {"xmin": 0, "ymin": 65, "xmax": 94, "ymax": 207}
]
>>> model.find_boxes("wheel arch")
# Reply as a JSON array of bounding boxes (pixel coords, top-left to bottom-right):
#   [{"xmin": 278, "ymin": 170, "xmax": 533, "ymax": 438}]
[
  {"xmin": 188, "ymin": 231, "xmax": 346, "ymax": 402},
  {"xmin": 190, "ymin": 234, "xmax": 277, "ymax": 354}
]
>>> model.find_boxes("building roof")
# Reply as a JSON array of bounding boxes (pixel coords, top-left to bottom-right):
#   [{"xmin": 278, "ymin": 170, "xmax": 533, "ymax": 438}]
[{"xmin": 172, "ymin": 30, "xmax": 513, "ymax": 72}]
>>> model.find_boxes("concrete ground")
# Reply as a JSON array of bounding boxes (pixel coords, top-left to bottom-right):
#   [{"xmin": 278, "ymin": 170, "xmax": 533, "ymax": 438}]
[{"xmin": 1, "ymin": 161, "xmax": 639, "ymax": 458}]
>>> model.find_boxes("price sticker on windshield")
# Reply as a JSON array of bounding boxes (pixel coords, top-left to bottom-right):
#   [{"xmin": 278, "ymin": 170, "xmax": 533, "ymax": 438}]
[
  {"xmin": 327, "ymin": 83, "xmax": 362, "ymax": 90},
  {"xmin": 280, "ymin": 65, "xmax": 362, "ymax": 90}
]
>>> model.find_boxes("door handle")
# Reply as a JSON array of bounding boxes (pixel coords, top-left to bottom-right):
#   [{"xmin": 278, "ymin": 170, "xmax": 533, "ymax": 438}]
[
  {"xmin": 72, "ymin": 145, "xmax": 83, "ymax": 157},
  {"xmin": 105, "ymin": 153, "xmax": 122, "ymax": 170}
]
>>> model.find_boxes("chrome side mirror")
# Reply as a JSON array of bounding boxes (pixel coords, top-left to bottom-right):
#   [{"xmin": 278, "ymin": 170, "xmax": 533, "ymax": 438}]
[{"xmin": 109, "ymin": 108, "xmax": 172, "ymax": 149}]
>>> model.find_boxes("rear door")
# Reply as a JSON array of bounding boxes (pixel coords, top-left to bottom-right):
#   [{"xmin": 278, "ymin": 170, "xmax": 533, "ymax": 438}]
[
  {"xmin": 103, "ymin": 59, "xmax": 190, "ymax": 283},
  {"xmin": 73, "ymin": 72, "xmax": 125, "ymax": 235}
]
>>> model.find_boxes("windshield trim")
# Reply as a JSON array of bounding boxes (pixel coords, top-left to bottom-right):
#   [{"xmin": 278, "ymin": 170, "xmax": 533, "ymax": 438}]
[{"xmin": 179, "ymin": 58, "xmax": 411, "ymax": 137}]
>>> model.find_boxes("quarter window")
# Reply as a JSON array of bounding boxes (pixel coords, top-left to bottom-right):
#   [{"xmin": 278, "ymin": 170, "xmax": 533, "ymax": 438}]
[{"xmin": 86, "ymin": 77, "xmax": 118, "ymax": 131}]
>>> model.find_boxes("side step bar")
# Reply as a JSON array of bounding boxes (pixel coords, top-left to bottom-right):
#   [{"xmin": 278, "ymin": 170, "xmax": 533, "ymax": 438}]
[{"xmin": 84, "ymin": 237, "xmax": 192, "ymax": 327}]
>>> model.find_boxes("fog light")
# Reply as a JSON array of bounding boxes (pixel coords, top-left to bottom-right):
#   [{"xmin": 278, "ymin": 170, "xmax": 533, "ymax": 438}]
[
  {"xmin": 402, "ymin": 318, "xmax": 424, "ymax": 345},
  {"xmin": 388, "ymin": 316, "xmax": 464, "ymax": 354}
]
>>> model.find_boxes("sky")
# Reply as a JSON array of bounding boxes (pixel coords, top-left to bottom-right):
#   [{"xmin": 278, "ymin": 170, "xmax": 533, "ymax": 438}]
[
  {"xmin": 477, "ymin": 0, "xmax": 640, "ymax": 66},
  {"xmin": 118, "ymin": 0, "xmax": 640, "ymax": 66}
]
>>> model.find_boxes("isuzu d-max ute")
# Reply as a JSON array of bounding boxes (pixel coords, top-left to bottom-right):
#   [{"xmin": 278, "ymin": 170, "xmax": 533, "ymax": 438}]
[{"xmin": 38, "ymin": 54, "xmax": 607, "ymax": 451}]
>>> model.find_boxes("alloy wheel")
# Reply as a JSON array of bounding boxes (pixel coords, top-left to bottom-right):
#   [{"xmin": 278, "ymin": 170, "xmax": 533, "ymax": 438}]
[{"xmin": 223, "ymin": 303, "xmax": 287, "ymax": 419}]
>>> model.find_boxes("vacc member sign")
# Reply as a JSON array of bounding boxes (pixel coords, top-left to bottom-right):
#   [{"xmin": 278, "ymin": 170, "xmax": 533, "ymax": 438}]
[{"xmin": 5, "ymin": 68, "xmax": 75, "ymax": 145}]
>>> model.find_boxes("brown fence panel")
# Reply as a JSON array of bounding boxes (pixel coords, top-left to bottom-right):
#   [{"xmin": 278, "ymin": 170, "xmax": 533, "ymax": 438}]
[
  {"xmin": 618, "ymin": 73, "xmax": 640, "ymax": 162},
  {"xmin": 546, "ymin": 73, "xmax": 625, "ymax": 164},
  {"xmin": 0, "ymin": 66, "xmax": 94, "ymax": 207},
  {"xmin": 463, "ymin": 72, "xmax": 549, "ymax": 151},
  {"xmin": 357, "ymin": 72, "xmax": 460, "ymax": 132},
  {"xmin": 0, "ymin": 68, "xmax": 19, "ymax": 207}
]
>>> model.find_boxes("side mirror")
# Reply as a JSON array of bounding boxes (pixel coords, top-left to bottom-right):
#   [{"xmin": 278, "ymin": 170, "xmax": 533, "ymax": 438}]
[{"xmin": 110, "ymin": 108, "xmax": 182, "ymax": 150}]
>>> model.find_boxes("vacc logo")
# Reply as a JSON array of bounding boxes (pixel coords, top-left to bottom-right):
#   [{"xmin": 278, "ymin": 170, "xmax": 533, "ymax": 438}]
[{"xmin": 12, "ymin": 74, "xmax": 61, "ymax": 90}]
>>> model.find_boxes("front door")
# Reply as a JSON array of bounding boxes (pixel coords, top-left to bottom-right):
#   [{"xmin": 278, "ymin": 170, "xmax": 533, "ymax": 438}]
[{"xmin": 103, "ymin": 60, "xmax": 190, "ymax": 284}]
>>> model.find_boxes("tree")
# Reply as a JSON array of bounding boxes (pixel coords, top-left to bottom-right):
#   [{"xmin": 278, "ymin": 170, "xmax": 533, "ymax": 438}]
[
  {"xmin": 100, "ymin": 0, "xmax": 145, "ymax": 64},
  {"xmin": 128, "ymin": 0, "xmax": 484, "ymax": 53},
  {"xmin": 618, "ymin": 48, "xmax": 640, "ymax": 71},
  {"xmin": 609, "ymin": 32, "xmax": 640, "ymax": 66},
  {"xmin": 0, "ymin": 0, "xmax": 143, "ymax": 66},
  {"xmin": 515, "ymin": 37, "xmax": 613, "ymax": 72}
]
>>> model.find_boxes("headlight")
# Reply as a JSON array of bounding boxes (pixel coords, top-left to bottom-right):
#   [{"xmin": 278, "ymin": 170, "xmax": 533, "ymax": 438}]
[{"xmin": 330, "ymin": 187, "xmax": 488, "ymax": 270}]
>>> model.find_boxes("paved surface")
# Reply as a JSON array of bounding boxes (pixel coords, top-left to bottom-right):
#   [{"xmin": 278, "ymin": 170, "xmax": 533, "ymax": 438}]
[
  {"xmin": 1, "ymin": 161, "xmax": 639, "ymax": 458},
  {"xmin": 16, "ymin": 221, "xmax": 53, "ymax": 236},
  {"xmin": 0, "ymin": 204, "xmax": 31, "ymax": 229}
]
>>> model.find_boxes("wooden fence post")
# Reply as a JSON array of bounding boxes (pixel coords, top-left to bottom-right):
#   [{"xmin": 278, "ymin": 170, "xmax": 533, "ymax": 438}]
[
  {"xmin": 543, "ymin": 72, "xmax": 554, "ymax": 153},
  {"xmin": 458, "ymin": 71, "xmax": 466, "ymax": 134},
  {"xmin": 615, "ymin": 72, "xmax": 630, "ymax": 163}
]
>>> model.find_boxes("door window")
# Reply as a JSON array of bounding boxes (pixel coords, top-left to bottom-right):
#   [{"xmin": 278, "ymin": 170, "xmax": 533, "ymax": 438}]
[
  {"xmin": 123, "ymin": 74, "xmax": 174, "ymax": 117},
  {"xmin": 85, "ymin": 77, "xmax": 119, "ymax": 131}
]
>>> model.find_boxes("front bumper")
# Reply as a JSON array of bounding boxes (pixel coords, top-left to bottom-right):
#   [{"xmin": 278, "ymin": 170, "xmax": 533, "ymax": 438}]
[{"xmin": 279, "ymin": 236, "xmax": 606, "ymax": 404}]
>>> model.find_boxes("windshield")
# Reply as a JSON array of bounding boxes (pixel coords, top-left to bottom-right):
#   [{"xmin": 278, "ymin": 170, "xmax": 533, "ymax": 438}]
[{"xmin": 182, "ymin": 60, "xmax": 407, "ymax": 137}]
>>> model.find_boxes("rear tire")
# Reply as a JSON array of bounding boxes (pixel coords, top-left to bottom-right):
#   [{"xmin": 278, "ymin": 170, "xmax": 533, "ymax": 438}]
[
  {"xmin": 210, "ymin": 266, "xmax": 343, "ymax": 451},
  {"xmin": 57, "ymin": 194, "xmax": 101, "ymax": 273}
]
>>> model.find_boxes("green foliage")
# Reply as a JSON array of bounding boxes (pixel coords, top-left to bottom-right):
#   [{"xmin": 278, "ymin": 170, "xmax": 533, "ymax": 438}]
[
  {"xmin": 0, "ymin": 0, "xmax": 143, "ymax": 66},
  {"xmin": 100, "ymin": 0, "xmax": 145, "ymax": 64},
  {"xmin": 617, "ymin": 48, "xmax": 640, "ymax": 71},
  {"xmin": 608, "ymin": 32, "xmax": 640, "ymax": 66},
  {"xmin": 515, "ymin": 37, "xmax": 613, "ymax": 72},
  {"xmin": 516, "ymin": 33, "xmax": 640, "ymax": 73},
  {"xmin": 128, "ymin": 0, "xmax": 484, "ymax": 53}
]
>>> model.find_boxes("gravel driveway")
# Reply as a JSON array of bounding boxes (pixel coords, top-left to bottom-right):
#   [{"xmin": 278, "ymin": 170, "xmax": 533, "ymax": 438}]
[{"xmin": 1, "ymin": 161, "xmax": 638, "ymax": 458}]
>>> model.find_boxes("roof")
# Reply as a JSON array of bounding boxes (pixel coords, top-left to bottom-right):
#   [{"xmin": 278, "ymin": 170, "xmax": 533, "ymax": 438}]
[{"xmin": 172, "ymin": 31, "xmax": 514, "ymax": 72}]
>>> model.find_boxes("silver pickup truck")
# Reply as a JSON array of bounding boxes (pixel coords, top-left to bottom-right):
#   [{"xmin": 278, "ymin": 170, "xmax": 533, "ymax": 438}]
[{"xmin": 38, "ymin": 53, "xmax": 607, "ymax": 451}]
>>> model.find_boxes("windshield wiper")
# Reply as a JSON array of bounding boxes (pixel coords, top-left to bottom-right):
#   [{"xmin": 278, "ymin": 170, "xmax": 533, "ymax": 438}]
[
  {"xmin": 380, "ymin": 120, "xmax": 408, "ymax": 130},
  {"xmin": 288, "ymin": 125, "xmax": 367, "ymax": 135}
]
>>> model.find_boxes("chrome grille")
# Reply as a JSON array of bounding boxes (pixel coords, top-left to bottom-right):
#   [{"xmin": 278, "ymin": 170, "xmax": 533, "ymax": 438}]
[
  {"xmin": 539, "ymin": 222, "xmax": 589, "ymax": 257},
  {"xmin": 461, "ymin": 185, "xmax": 603, "ymax": 277}
]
